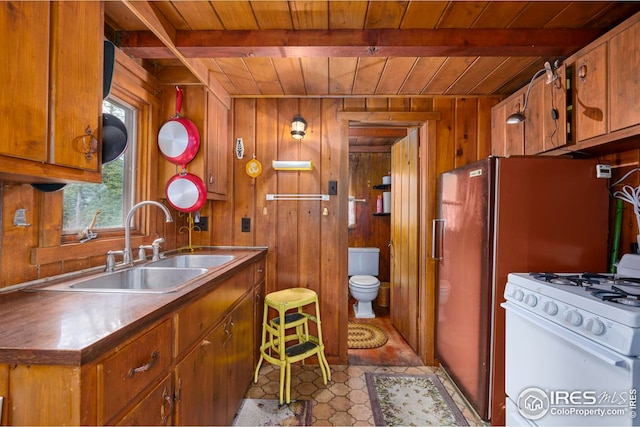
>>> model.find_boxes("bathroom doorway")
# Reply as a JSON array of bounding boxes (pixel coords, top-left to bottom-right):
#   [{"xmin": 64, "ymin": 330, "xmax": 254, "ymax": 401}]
[{"xmin": 347, "ymin": 124, "xmax": 421, "ymax": 364}]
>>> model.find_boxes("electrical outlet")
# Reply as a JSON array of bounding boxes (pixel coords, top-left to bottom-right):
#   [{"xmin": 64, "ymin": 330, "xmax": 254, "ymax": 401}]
[
  {"xmin": 596, "ymin": 164, "xmax": 612, "ymax": 179},
  {"xmin": 241, "ymin": 217, "xmax": 251, "ymax": 232},
  {"xmin": 328, "ymin": 180, "xmax": 338, "ymax": 195},
  {"xmin": 197, "ymin": 216, "xmax": 208, "ymax": 231}
]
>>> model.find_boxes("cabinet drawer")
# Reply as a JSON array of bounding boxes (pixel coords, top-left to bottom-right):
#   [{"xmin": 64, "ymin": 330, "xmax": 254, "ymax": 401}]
[
  {"xmin": 175, "ymin": 268, "xmax": 253, "ymax": 356},
  {"xmin": 254, "ymin": 258, "xmax": 266, "ymax": 284},
  {"xmin": 99, "ymin": 319, "xmax": 172, "ymax": 424}
]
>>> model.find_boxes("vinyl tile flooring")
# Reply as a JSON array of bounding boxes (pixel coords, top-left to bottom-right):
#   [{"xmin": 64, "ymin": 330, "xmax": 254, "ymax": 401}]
[{"xmin": 244, "ymin": 300, "xmax": 484, "ymax": 426}]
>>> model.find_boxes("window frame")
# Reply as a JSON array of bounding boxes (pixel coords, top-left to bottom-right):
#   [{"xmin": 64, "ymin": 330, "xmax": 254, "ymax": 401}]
[{"xmin": 61, "ymin": 97, "xmax": 137, "ymax": 238}]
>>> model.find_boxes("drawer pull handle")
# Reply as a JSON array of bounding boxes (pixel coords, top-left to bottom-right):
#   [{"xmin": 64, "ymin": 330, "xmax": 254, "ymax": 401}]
[{"xmin": 127, "ymin": 351, "xmax": 159, "ymax": 378}]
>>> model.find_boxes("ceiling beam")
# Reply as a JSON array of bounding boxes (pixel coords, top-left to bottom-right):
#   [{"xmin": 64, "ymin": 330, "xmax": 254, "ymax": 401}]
[
  {"xmin": 119, "ymin": 0, "xmax": 231, "ymax": 109},
  {"xmin": 119, "ymin": 28, "xmax": 604, "ymax": 59}
]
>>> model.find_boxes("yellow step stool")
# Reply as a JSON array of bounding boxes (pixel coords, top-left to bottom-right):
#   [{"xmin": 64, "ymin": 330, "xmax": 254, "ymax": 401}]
[{"xmin": 254, "ymin": 287, "xmax": 331, "ymax": 404}]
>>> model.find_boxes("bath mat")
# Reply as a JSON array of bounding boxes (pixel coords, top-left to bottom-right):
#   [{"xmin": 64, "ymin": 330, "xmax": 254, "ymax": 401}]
[
  {"xmin": 348, "ymin": 321, "xmax": 388, "ymax": 349},
  {"xmin": 232, "ymin": 398, "xmax": 312, "ymax": 426},
  {"xmin": 366, "ymin": 372, "xmax": 469, "ymax": 426}
]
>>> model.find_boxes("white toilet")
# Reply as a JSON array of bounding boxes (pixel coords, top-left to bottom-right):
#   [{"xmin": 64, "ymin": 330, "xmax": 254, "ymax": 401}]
[{"xmin": 348, "ymin": 247, "xmax": 381, "ymax": 318}]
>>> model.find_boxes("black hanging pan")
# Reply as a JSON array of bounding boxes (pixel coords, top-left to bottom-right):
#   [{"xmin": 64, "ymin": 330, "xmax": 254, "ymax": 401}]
[{"xmin": 102, "ymin": 113, "xmax": 128, "ymax": 164}]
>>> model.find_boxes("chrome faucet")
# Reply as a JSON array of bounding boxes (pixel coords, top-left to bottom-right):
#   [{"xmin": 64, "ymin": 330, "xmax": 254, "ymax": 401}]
[{"xmin": 124, "ymin": 201, "xmax": 173, "ymax": 265}]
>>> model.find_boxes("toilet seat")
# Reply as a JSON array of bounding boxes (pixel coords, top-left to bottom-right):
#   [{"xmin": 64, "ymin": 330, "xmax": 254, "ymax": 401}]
[{"xmin": 349, "ymin": 275, "xmax": 380, "ymax": 287}]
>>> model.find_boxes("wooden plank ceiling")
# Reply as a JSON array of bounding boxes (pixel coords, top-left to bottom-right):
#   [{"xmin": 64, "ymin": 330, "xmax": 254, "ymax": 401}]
[{"xmin": 105, "ymin": 1, "xmax": 640, "ymax": 147}]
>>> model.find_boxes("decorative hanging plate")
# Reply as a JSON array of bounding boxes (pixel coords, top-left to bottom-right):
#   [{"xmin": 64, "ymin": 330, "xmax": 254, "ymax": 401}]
[{"xmin": 246, "ymin": 158, "xmax": 263, "ymax": 178}]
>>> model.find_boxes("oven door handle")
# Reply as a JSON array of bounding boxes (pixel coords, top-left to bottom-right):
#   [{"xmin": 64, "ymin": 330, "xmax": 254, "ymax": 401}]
[{"xmin": 503, "ymin": 302, "xmax": 629, "ymax": 368}]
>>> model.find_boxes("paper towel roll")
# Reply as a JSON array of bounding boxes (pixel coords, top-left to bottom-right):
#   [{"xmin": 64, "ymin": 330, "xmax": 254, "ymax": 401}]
[{"xmin": 383, "ymin": 191, "xmax": 391, "ymax": 213}]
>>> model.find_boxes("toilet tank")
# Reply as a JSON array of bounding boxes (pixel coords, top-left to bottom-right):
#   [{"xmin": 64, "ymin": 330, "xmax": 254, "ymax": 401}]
[{"xmin": 348, "ymin": 247, "xmax": 380, "ymax": 276}]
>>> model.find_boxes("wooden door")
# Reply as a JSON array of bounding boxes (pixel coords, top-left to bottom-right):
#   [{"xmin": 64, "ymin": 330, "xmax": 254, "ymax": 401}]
[
  {"xmin": 390, "ymin": 129, "xmax": 419, "ymax": 351},
  {"xmin": 0, "ymin": 2, "xmax": 49, "ymax": 162},
  {"xmin": 609, "ymin": 20, "xmax": 640, "ymax": 132},
  {"xmin": 574, "ymin": 43, "xmax": 607, "ymax": 141},
  {"xmin": 49, "ymin": 1, "xmax": 102, "ymax": 171},
  {"xmin": 174, "ymin": 326, "xmax": 221, "ymax": 426},
  {"xmin": 226, "ymin": 292, "xmax": 255, "ymax": 424}
]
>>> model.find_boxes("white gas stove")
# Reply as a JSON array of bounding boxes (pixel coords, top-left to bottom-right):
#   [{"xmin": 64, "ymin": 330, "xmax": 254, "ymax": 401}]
[{"xmin": 503, "ymin": 254, "xmax": 640, "ymax": 426}]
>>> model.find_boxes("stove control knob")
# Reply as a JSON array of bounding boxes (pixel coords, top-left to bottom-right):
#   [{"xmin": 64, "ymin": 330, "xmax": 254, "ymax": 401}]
[
  {"xmin": 563, "ymin": 310, "xmax": 583, "ymax": 326},
  {"xmin": 584, "ymin": 318, "xmax": 605, "ymax": 336},
  {"xmin": 511, "ymin": 289, "xmax": 524, "ymax": 301},
  {"xmin": 524, "ymin": 294, "xmax": 538, "ymax": 307},
  {"xmin": 543, "ymin": 301, "xmax": 558, "ymax": 315}
]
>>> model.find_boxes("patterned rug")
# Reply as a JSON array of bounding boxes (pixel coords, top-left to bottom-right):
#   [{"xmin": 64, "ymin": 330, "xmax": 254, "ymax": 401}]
[
  {"xmin": 348, "ymin": 322, "xmax": 389, "ymax": 349},
  {"xmin": 232, "ymin": 399, "xmax": 312, "ymax": 426},
  {"xmin": 366, "ymin": 373, "xmax": 469, "ymax": 426}
]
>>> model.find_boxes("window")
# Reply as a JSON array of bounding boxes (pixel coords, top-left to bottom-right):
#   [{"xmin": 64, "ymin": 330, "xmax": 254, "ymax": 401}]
[{"xmin": 62, "ymin": 98, "xmax": 136, "ymax": 234}]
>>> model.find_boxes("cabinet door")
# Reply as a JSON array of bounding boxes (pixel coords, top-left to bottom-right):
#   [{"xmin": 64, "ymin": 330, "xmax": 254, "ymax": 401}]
[
  {"xmin": 491, "ymin": 103, "xmax": 507, "ymax": 157},
  {"xmin": 227, "ymin": 292, "xmax": 255, "ymax": 424},
  {"xmin": 253, "ymin": 281, "xmax": 266, "ymax": 368},
  {"xmin": 609, "ymin": 20, "xmax": 640, "ymax": 132},
  {"xmin": 206, "ymin": 92, "xmax": 229, "ymax": 200},
  {"xmin": 0, "ymin": 2, "xmax": 49, "ymax": 162},
  {"xmin": 505, "ymin": 94, "xmax": 524, "ymax": 155},
  {"xmin": 574, "ymin": 43, "xmax": 607, "ymax": 141},
  {"xmin": 49, "ymin": 1, "xmax": 102, "ymax": 171},
  {"xmin": 116, "ymin": 375, "xmax": 173, "ymax": 426},
  {"xmin": 524, "ymin": 77, "xmax": 545, "ymax": 155},
  {"xmin": 175, "ymin": 322, "xmax": 227, "ymax": 426}
]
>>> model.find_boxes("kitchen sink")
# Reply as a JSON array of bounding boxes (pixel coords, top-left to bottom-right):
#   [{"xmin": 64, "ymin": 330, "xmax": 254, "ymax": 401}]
[
  {"xmin": 38, "ymin": 267, "xmax": 208, "ymax": 294},
  {"xmin": 146, "ymin": 254, "xmax": 236, "ymax": 269}
]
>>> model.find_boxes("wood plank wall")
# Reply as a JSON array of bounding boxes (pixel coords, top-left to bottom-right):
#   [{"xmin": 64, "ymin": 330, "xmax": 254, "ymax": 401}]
[
  {"xmin": 348, "ymin": 152, "xmax": 391, "ymax": 283},
  {"xmin": 0, "ymin": 94, "xmax": 499, "ymax": 365}
]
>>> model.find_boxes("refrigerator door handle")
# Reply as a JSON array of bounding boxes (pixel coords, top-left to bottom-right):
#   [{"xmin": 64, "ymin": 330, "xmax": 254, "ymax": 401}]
[{"xmin": 432, "ymin": 218, "xmax": 445, "ymax": 260}]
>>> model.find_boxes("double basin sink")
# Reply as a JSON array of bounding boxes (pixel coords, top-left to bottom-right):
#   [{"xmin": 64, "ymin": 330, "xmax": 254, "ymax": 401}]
[{"xmin": 39, "ymin": 254, "xmax": 236, "ymax": 294}]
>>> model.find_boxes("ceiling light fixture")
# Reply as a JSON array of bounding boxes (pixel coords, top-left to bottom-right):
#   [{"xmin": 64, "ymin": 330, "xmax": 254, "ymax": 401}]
[
  {"xmin": 506, "ymin": 61, "xmax": 559, "ymax": 124},
  {"xmin": 291, "ymin": 116, "xmax": 307, "ymax": 140}
]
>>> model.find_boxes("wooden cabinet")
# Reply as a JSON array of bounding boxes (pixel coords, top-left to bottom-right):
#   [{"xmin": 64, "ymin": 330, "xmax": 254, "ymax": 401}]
[
  {"xmin": 116, "ymin": 375, "xmax": 173, "ymax": 426},
  {"xmin": 609, "ymin": 19, "xmax": 640, "ymax": 133},
  {"xmin": 1, "ymin": 253, "xmax": 266, "ymax": 426},
  {"xmin": 525, "ymin": 65, "xmax": 567, "ymax": 154},
  {"xmin": 504, "ymin": 93, "xmax": 525, "ymax": 156},
  {"xmin": 158, "ymin": 87, "xmax": 230, "ymax": 201},
  {"xmin": 98, "ymin": 318, "xmax": 173, "ymax": 424},
  {"xmin": 0, "ymin": 1, "xmax": 102, "ymax": 182},
  {"xmin": 574, "ymin": 43, "xmax": 608, "ymax": 142},
  {"xmin": 205, "ymin": 91, "xmax": 230, "ymax": 200},
  {"xmin": 174, "ymin": 266, "xmax": 256, "ymax": 426}
]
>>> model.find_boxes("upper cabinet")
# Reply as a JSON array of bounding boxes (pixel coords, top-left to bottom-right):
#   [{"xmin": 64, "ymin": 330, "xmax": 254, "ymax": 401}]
[
  {"xmin": 157, "ymin": 86, "xmax": 230, "ymax": 201},
  {"xmin": 609, "ymin": 19, "xmax": 640, "ymax": 133},
  {"xmin": 574, "ymin": 43, "xmax": 608, "ymax": 142},
  {"xmin": 0, "ymin": 1, "xmax": 103, "ymax": 183},
  {"xmin": 491, "ymin": 12, "xmax": 640, "ymax": 157}
]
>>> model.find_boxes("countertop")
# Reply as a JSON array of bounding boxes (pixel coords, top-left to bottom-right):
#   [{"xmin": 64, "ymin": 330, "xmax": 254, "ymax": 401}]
[{"xmin": 0, "ymin": 247, "xmax": 266, "ymax": 366}]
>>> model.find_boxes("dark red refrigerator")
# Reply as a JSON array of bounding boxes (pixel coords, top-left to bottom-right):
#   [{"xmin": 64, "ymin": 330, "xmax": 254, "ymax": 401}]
[{"xmin": 434, "ymin": 156, "xmax": 609, "ymax": 425}]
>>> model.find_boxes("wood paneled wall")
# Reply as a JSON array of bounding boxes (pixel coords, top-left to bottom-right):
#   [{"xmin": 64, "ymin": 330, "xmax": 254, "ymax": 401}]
[
  {"xmin": 348, "ymin": 152, "xmax": 391, "ymax": 282},
  {"xmin": 0, "ymin": 93, "xmax": 500, "ymax": 365}
]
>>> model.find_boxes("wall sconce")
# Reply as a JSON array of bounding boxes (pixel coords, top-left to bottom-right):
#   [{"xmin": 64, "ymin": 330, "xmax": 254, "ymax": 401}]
[
  {"xmin": 291, "ymin": 116, "xmax": 307, "ymax": 140},
  {"xmin": 506, "ymin": 61, "xmax": 559, "ymax": 124}
]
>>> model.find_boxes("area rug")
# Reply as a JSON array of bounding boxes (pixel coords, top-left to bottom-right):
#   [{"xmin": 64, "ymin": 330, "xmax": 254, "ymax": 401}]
[
  {"xmin": 232, "ymin": 398, "xmax": 312, "ymax": 426},
  {"xmin": 348, "ymin": 322, "xmax": 388, "ymax": 349},
  {"xmin": 366, "ymin": 372, "xmax": 469, "ymax": 426}
]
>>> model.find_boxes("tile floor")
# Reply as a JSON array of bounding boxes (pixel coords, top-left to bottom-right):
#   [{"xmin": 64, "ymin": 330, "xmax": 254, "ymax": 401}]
[{"xmin": 245, "ymin": 300, "xmax": 485, "ymax": 426}]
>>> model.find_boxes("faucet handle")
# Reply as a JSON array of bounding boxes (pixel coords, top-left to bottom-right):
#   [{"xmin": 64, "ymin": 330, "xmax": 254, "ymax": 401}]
[{"xmin": 151, "ymin": 238, "xmax": 164, "ymax": 261}]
